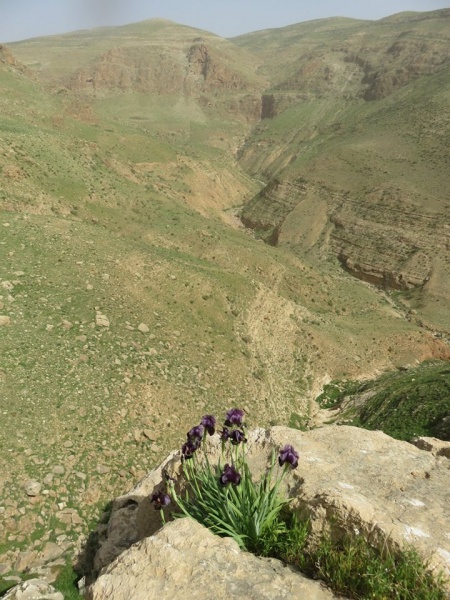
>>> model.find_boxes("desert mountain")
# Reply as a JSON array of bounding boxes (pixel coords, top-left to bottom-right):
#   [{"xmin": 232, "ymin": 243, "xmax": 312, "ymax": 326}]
[{"xmin": 0, "ymin": 10, "xmax": 449, "ymax": 585}]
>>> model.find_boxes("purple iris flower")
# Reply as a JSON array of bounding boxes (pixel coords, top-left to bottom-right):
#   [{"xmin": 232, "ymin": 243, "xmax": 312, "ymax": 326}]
[
  {"xmin": 200, "ymin": 414, "xmax": 216, "ymax": 436},
  {"xmin": 219, "ymin": 463, "xmax": 241, "ymax": 486},
  {"xmin": 220, "ymin": 427, "xmax": 230, "ymax": 442},
  {"xmin": 182, "ymin": 438, "xmax": 200, "ymax": 459},
  {"xmin": 230, "ymin": 429, "xmax": 247, "ymax": 445},
  {"xmin": 224, "ymin": 408, "xmax": 245, "ymax": 427},
  {"xmin": 278, "ymin": 444, "xmax": 299, "ymax": 469},
  {"xmin": 187, "ymin": 424, "xmax": 204, "ymax": 440},
  {"xmin": 150, "ymin": 490, "xmax": 171, "ymax": 510}
]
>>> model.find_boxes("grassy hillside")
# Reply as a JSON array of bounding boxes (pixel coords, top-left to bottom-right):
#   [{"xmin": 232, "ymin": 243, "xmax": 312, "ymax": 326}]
[{"xmin": 316, "ymin": 361, "xmax": 450, "ymax": 441}]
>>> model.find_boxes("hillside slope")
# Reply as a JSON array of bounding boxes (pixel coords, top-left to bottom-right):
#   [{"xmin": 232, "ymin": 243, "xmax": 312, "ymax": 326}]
[{"xmin": 236, "ymin": 9, "xmax": 450, "ymax": 333}]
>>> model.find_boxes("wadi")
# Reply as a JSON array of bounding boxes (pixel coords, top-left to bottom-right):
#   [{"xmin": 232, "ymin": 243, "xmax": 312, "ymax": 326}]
[{"xmin": 0, "ymin": 8, "xmax": 449, "ymax": 599}]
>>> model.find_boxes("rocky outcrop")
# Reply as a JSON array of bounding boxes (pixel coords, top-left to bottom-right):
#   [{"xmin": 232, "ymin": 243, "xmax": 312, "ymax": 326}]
[
  {"xmin": 73, "ymin": 43, "xmax": 259, "ymax": 95},
  {"xmin": 87, "ymin": 519, "xmax": 338, "ymax": 600},
  {"xmin": 240, "ymin": 178, "xmax": 450, "ymax": 304},
  {"xmin": 3, "ymin": 579, "xmax": 63, "ymax": 600},
  {"xmin": 88, "ymin": 426, "xmax": 450, "ymax": 596},
  {"xmin": 0, "ymin": 45, "xmax": 35, "ymax": 79}
]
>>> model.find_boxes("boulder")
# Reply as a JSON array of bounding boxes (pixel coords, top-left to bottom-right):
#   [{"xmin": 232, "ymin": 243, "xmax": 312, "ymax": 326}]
[
  {"xmin": 90, "ymin": 426, "xmax": 450, "ymax": 590},
  {"xmin": 2, "ymin": 579, "xmax": 63, "ymax": 600},
  {"xmin": 87, "ymin": 518, "xmax": 337, "ymax": 600}
]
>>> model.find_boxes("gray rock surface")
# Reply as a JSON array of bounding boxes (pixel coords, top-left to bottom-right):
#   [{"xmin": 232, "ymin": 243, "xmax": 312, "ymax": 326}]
[
  {"xmin": 87, "ymin": 518, "xmax": 338, "ymax": 600},
  {"xmin": 92, "ymin": 425, "xmax": 450, "ymax": 588}
]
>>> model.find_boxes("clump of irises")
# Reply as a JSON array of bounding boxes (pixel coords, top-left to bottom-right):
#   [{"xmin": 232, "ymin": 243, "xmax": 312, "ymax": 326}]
[{"xmin": 151, "ymin": 408, "xmax": 299, "ymax": 553}]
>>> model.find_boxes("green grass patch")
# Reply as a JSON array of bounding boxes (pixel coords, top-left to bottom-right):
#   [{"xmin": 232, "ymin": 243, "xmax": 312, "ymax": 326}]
[
  {"xmin": 317, "ymin": 361, "xmax": 450, "ymax": 441},
  {"xmin": 316, "ymin": 380, "xmax": 362, "ymax": 409},
  {"xmin": 52, "ymin": 561, "xmax": 83, "ymax": 599},
  {"xmin": 264, "ymin": 516, "xmax": 447, "ymax": 600},
  {"xmin": 352, "ymin": 362, "xmax": 450, "ymax": 441}
]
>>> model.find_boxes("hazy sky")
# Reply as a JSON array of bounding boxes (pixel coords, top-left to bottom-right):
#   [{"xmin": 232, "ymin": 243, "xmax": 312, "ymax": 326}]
[{"xmin": 0, "ymin": 0, "xmax": 449, "ymax": 43}]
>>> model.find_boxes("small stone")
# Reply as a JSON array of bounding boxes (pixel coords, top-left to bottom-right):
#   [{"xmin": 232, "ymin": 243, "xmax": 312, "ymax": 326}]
[
  {"xmin": 52, "ymin": 466, "xmax": 65, "ymax": 475},
  {"xmin": 138, "ymin": 323, "xmax": 150, "ymax": 333},
  {"xmin": 24, "ymin": 480, "xmax": 41, "ymax": 497},
  {"xmin": 41, "ymin": 542, "xmax": 64, "ymax": 563},
  {"xmin": 96, "ymin": 464, "xmax": 110, "ymax": 474},
  {"xmin": 95, "ymin": 313, "xmax": 110, "ymax": 327},
  {"xmin": 14, "ymin": 551, "xmax": 36, "ymax": 572},
  {"xmin": 143, "ymin": 429, "xmax": 157, "ymax": 441},
  {"xmin": 0, "ymin": 316, "xmax": 11, "ymax": 326},
  {"xmin": 43, "ymin": 474, "xmax": 54, "ymax": 485},
  {"xmin": 61, "ymin": 320, "xmax": 73, "ymax": 330}
]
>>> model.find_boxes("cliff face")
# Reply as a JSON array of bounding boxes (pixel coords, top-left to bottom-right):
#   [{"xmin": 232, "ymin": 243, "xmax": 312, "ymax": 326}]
[
  {"xmin": 73, "ymin": 42, "xmax": 258, "ymax": 96},
  {"xmin": 241, "ymin": 177, "xmax": 450, "ymax": 310}
]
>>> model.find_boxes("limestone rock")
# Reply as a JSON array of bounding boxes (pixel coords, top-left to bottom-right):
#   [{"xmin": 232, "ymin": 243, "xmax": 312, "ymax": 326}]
[
  {"xmin": 0, "ymin": 315, "xmax": 11, "ymax": 326},
  {"xmin": 92, "ymin": 426, "xmax": 450, "ymax": 586},
  {"xmin": 137, "ymin": 323, "xmax": 149, "ymax": 334},
  {"xmin": 3, "ymin": 579, "xmax": 63, "ymax": 600},
  {"xmin": 40, "ymin": 542, "xmax": 64, "ymax": 563},
  {"xmin": 87, "ymin": 519, "xmax": 337, "ymax": 600},
  {"xmin": 411, "ymin": 436, "xmax": 450, "ymax": 458},
  {"xmin": 14, "ymin": 551, "xmax": 36, "ymax": 572},
  {"xmin": 24, "ymin": 480, "xmax": 41, "ymax": 497},
  {"xmin": 96, "ymin": 464, "xmax": 111, "ymax": 474},
  {"xmin": 95, "ymin": 313, "xmax": 110, "ymax": 327}
]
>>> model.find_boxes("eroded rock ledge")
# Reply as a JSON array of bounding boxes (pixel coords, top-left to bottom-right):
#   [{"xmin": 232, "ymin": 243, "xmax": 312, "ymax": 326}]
[{"xmin": 87, "ymin": 426, "xmax": 450, "ymax": 599}]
